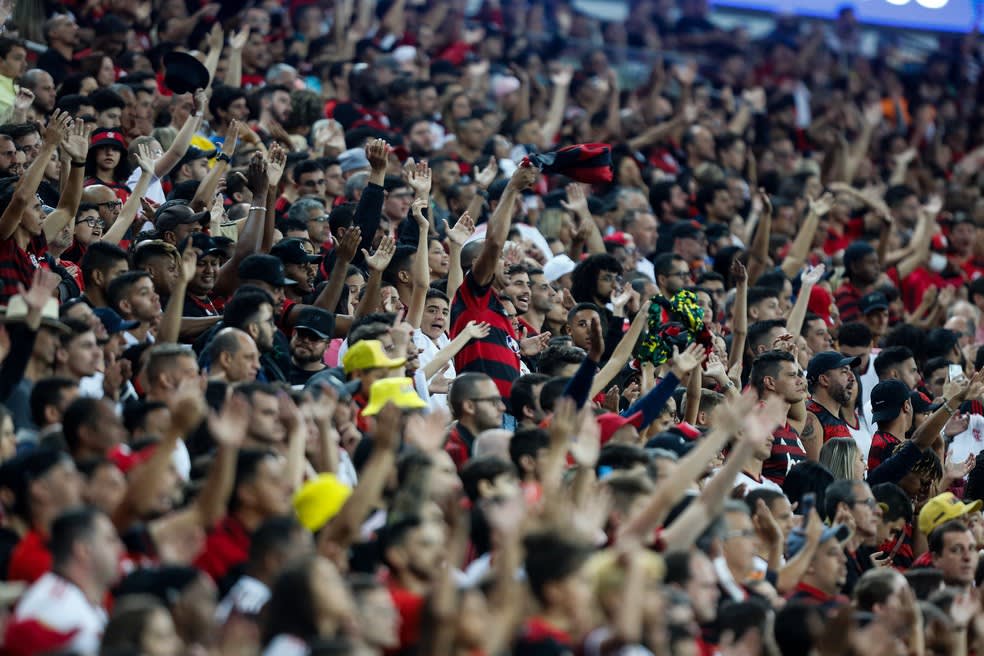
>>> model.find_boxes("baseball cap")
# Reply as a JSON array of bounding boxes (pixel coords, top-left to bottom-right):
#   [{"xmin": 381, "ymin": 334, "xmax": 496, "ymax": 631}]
[
  {"xmin": 645, "ymin": 431, "xmax": 695, "ymax": 457},
  {"xmin": 910, "ymin": 390, "xmax": 937, "ymax": 414},
  {"xmin": 156, "ymin": 204, "xmax": 208, "ymax": 232},
  {"xmin": 670, "ymin": 220, "xmax": 703, "ymax": 241},
  {"xmin": 89, "ymin": 128, "xmax": 127, "ymax": 152},
  {"xmin": 176, "ymin": 145, "xmax": 215, "ymax": 169},
  {"xmin": 859, "ymin": 291, "xmax": 888, "ymax": 315},
  {"xmin": 292, "ymin": 474, "xmax": 352, "ymax": 532},
  {"xmin": 361, "ymin": 377, "xmax": 428, "ymax": 416},
  {"xmin": 918, "ymin": 492, "xmax": 983, "ymax": 535},
  {"xmin": 271, "ymin": 238, "xmax": 321, "ymax": 265},
  {"xmin": 189, "ymin": 232, "xmax": 224, "ymax": 258},
  {"xmin": 342, "ymin": 340, "xmax": 406, "ymax": 374},
  {"xmin": 1, "ymin": 295, "xmax": 69, "ymax": 334},
  {"xmin": 93, "ymin": 307, "xmax": 139, "ymax": 335},
  {"xmin": 304, "ymin": 369, "xmax": 361, "ymax": 397},
  {"xmin": 786, "ymin": 522, "xmax": 852, "ymax": 558},
  {"xmin": 294, "ymin": 307, "xmax": 335, "ymax": 339},
  {"xmin": 543, "ymin": 254, "xmax": 576, "ymax": 283},
  {"xmin": 597, "ymin": 412, "xmax": 643, "ymax": 445},
  {"xmin": 869, "ymin": 379, "xmax": 911, "ymax": 423},
  {"xmin": 806, "ymin": 351, "xmax": 861, "ymax": 382},
  {"xmin": 238, "ymin": 254, "xmax": 297, "ymax": 287},
  {"xmin": 338, "ymin": 148, "xmax": 371, "ymax": 174}
]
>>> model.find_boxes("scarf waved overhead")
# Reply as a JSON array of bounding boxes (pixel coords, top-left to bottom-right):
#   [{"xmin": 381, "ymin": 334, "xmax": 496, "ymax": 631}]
[{"xmin": 635, "ymin": 290, "xmax": 714, "ymax": 366}]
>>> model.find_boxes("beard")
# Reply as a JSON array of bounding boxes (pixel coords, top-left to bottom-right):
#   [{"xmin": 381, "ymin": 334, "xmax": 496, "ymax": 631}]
[
  {"xmin": 292, "ymin": 348, "xmax": 323, "ymax": 365},
  {"xmin": 831, "ymin": 381, "xmax": 852, "ymax": 407}
]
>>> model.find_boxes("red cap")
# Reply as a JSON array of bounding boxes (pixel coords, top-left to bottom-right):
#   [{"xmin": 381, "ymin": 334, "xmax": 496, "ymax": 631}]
[
  {"xmin": 597, "ymin": 411, "xmax": 643, "ymax": 444},
  {"xmin": 108, "ymin": 444, "xmax": 155, "ymax": 474}
]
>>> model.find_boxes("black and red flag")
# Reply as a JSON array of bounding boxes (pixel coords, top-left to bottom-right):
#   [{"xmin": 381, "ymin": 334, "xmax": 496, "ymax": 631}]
[{"xmin": 522, "ymin": 143, "xmax": 613, "ymax": 184}]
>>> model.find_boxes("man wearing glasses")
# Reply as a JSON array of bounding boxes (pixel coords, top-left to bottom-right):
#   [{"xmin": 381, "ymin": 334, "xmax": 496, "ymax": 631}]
[
  {"xmin": 823, "ymin": 479, "xmax": 881, "ymax": 594},
  {"xmin": 82, "ymin": 185, "xmax": 122, "ymax": 234},
  {"xmin": 653, "ymin": 252, "xmax": 693, "ymax": 299}
]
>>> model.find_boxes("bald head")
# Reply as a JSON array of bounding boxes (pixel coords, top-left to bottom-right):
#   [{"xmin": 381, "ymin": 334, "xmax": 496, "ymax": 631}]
[
  {"xmin": 206, "ymin": 327, "xmax": 260, "ymax": 383},
  {"xmin": 22, "ymin": 69, "xmax": 55, "ymax": 112},
  {"xmin": 474, "ymin": 429, "xmax": 512, "ymax": 460},
  {"xmin": 83, "ymin": 185, "xmax": 116, "ymax": 205}
]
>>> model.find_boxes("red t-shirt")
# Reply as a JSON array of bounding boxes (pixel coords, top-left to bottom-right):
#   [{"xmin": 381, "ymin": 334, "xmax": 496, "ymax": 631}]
[
  {"xmin": 193, "ymin": 515, "xmax": 251, "ymax": 583},
  {"xmin": 7, "ymin": 530, "xmax": 51, "ymax": 584},
  {"xmin": 387, "ymin": 584, "xmax": 424, "ymax": 654}
]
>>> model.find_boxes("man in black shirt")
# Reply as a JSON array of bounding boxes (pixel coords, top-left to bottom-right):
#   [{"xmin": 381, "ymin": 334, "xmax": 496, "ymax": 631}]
[{"xmin": 287, "ymin": 307, "xmax": 334, "ymax": 386}]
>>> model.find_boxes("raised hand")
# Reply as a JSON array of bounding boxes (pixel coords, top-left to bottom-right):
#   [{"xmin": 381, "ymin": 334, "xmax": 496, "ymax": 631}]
[
  {"xmin": 265, "ymin": 143, "xmax": 287, "ymax": 188},
  {"xmin": 373, "ymin": 401, "xmax": 402, "ymax": 452},
  {"xmin": 801, "ymin": 263, "xmax": 826, "ymax": 287},
  {"xmin": 168, "ymin": 378, "xmax": 207, "ymax": 437},
  {"xmin": 134, "ymin": 142, "xmax": 159, "ymax": 174},
  {"xmin": 362, "ymin": 234, "xmax": 396, "ymax": 272},
  {"xmin": 587, "ymin": 315, "xmax": 604, "ymax": 362},
  {"xmin": 549, "ymin": 397, "xmax": 578, "ymax": 449},
  {"xmin": 410, "ymin": 197, "xmax": 428, "ymax": 229},
  {"xmin": 228, "ymin": 24, "xmax": 250, "ymax": 51},
  {"xmin": 752, "ymin": 498, "xmax": 782, "ymax": 546},
  {"xmin": 13, "ymin": 87, "xmax": 33, "ymax": 112},
  {"xmin": 208, "ymin": 393, "xmax": 249, "ymax": 448},
  {"xmin": 462, "ymin": 320, "xmax": 491, "ymax": 340},
  {"xmin": 704, "ymin": 352, "xmax": 729, "ymax": 382},
  {"xmin": 569, "ymin": 407, "xmax": 602, "ymax": 467},
  {"xmin": 730, "ymin": 258, "xmax": 747, "ymax": 285},
  {"xmin": 809, "ymin": 191, "xmax": 834, "ymax": 217},
  {"xmin": 335, "ymin": 226, "xmax": 361, "ymax": 264},
  {"xmin": 473, "ymin": 158, "xmax": 498, "ymax": 190},
  {"xmin": 177, "ymin": 246, "xmax": 198, "ymax": 285},
  {"xmin": 365, "ymin": 138, "xmax": 389, "ymax": 172},
  {"xmin": 403, "ymin": 406, "xmax": 451, "ymax": 453},
  {"xmin": 245, "ymin": 153, "xmax": 268, "ymax": 196},
  {"xmin": 194, "ymin": 88, "xmax": 210, "ymax": 115},
  {"xmin": 863, "ymin": 103, "xmax": 883, "ymax": 128},
  {"xmin": 520, "ymin": 331, "xmax": 551, "ymax": 356},
  {"xmin": 444, "ymin": 212, "xmax": 475, "ymax": 247},
  {"xmin": 549, "ymin": 64, "xmax": 574, "ymax": 87},
  {"xmin": 205, "ymin": 22, "xmax": 224, "ymax": 52},
  {"xmin": 278, "ymin": 392, "xmax": 306, "ymax": 435},
  {"xmin": 60, "ymin": 117, "xmax": 88, "ymax": 163},
  {"xmin": 405, "ymin": 161, "xmax": 432, "ymax": 198},
  {"xmin": 560, "ymin": 182, "xmax": 589, "ymax": 216},
  {"xmin": 670, "ymin": 342, "xmax": 706, "ymax": 379},
  {"xmin": 209, "ymin": 191, "xmax": 225, "ymax": 225},
  {"xmin": 18, "ymin": 268, "xmax": 60, "ymax": 315},
  {"xmin": 43, "ymin": 110, "xmax": 73, "ymax": 147},
  {"xmin": 508, "ymin": 162, "xmax": 539, "ymax": 191}
]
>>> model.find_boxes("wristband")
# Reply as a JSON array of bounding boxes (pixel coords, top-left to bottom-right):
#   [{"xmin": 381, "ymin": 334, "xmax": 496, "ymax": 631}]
[
  {"xmin": 249, "ymin": 206, "xmax": 267, "ymax": 212},
  {"xmin": 216, "ymin": 152, "xmax": 232, "ymax": 164},
  {"xmin": 70, "ymin": 160, "xmax": 85, "ymax": 167}
]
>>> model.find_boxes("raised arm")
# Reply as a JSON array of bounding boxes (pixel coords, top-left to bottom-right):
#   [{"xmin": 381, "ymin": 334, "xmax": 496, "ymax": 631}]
[
  {"xmin": 561, "ymin": 182, "xmax": 606, "ymax": 254},
  {"xmin": 155, "ymin": 89, "xmax": 206, "ymax": 179},
  {"xmin": 43, "ymin": 118, "xmax": 88, "ymax": 242},
  {"xmin": 0, "ymin": 111, "xmax": 69, "ymax": 239},
  {"xmin": 190, "ymin": 121, "xmax": 238, "ymax": 212},
  {"xmin": 472, "ymin": 164, "xmax": 538, "ymax": 286},
  {"xmin": 540, "ymin": 66, "xmax": 573, "ymax": 147},
  {"xmin": 314, "ymin": 227, "xmax": 361, "ymax": 315},
  {"xmin": 728, "ymin": 260, "xmax": 748, "ymax": 369},
  {"xmin": 422, "ymin": 321, "xmax": 490, "ymax": 379},
  {"xmin": 102, "ymin": 143, "xmax": 157, "ymax": 245},
  {"xmin": 407, "ymin": 198, "xmax": 431, "ymax": 329},
  {"xmin": 354, "ymin": 236, "xmax": 397, "ymax": 318},
  {"xmin": 781, "ymin": 193, "xmax": 831, "ymax": 279},
  {"xmin": 202, "ymin": 24, "xmax": 224, "ymax": 83},
  {"xmin": 786, "ymin": 264, "xmax": 825, "ymax": 339},
  {"xmin": 746, "ymin": 189, "xmax": 772, "ymax": 284},
  {"xmin": 590, "ymin": 300, "xmax": 651, "ymax": 398},
  {"xmin": 223, "ymin": 25, "xmax": 249, "ymax": 88},
  {"xmin": 443, "ymin": 211, "xmax": 475, "ymax": 299},
  {"xmin": 157, "ymin": 247, "xmax": 197, "ymax": 345}
]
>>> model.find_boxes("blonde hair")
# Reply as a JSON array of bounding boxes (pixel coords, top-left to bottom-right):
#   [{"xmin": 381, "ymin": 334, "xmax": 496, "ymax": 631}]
[{"xmin": 819, "ymin": 437, "xmax": 861, "ymax": 481}]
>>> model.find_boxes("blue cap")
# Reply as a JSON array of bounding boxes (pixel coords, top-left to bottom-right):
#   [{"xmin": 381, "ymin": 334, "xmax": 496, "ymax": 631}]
[
  {"xmin": 93, "ymin": 307, "xmax": 140, "ymax": 334},
  {"xmin": 786, "ymin": 522, "xmax": 851, "ymax": 558}
]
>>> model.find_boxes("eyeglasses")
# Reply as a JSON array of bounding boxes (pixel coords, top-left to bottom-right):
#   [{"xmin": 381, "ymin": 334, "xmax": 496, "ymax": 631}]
[
  {"xmin": 301, "ymin": 179, "xmax": 326, "ymax": 187},
  {"xmin": 388, "ymin": 191, "xmax": 414, "ymax": 199},
  {"xmin": 724, "ymin": 528, "xmax": 756, "ymax": 540},
  {"xmin": 470, "ymin": 395, "xmax": 505, "ymax": 406},
  {"xmin": 851, "ymin": 497, "xmax": 878, "ymax": 509},
  {"xmin": 294, "ymin": 329, "xmax": 327, "ymax": 342},
  {"xmin": 309, "ymin": 215, "xmax": 330, "ymax": 223},
  {"xmin": 75, "ymin": 217, "xmax": 105, "ymax": 228},
  {"xmin": 97, "ymin": 200, "xmax": 123, "ymax": 210},
  {"xmin": 665, "ymin": 270, "xmax": 692, "ymax": 279}
]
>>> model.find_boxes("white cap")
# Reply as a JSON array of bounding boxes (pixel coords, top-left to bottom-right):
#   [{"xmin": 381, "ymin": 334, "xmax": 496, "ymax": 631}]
[{"xmin": 543, "ymin": 254, "xmax": 576, "ymax": 283}]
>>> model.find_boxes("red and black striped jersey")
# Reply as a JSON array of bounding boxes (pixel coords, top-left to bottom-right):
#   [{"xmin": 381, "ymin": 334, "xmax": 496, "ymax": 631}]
[
  {"xmin": 762, "ymin": 422, "xmax": 807, "ymax": 486},
  {"xmin": 806, "ymin": 399, "xmax": 852, "ymax": 442}
]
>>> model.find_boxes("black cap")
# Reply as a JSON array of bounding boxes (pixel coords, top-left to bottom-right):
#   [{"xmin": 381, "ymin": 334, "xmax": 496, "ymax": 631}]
[
  {"xmin": 190, "ymin": 232, "xmax": 224, "ymax": 258},
  {"xmin": 870, "ymin": 379, "xmax": 911, "ymax": 423},
  {"xmin": 294, "ymin": 307, "xmax": 335, "ymax": 339},
  {"xmin": 271, "ymin": 239, "xmax": 321, "ymax": 265},
  {"xmin": 670, "ymin": 220, "xmax": 703, "ymax": 241},
  {"xmin": 806, "ymin": 351, "xmax": 861, "ymax": 381},
  {"xmin": 859, "ymin": 291, "xmax": 889, "ymax": 315},
  {"xmin": 115, "ymin": 565, "xmax": 200, "ymax": 602},
  {"xmin": 238, "ymin": 254, "xmax": 297, "ymax": 287},
  {"xmin": 93, "ymin": 307, "xmax": 139, "ymax": 334},
  {"xmin": 304, "ymin": 368, "xmax": 361, "ymax": 397},
  {"xmin": 162, "ymin": 51, "xmax": 210, "ymax": 95},
  {"xmin": 156, "ymin": 205, "xmax": 207, "ymax": 232},
  {"xmin": 176, "ymin": 145, "xmax": 215, "ymax": 169},
  {"xmin": 909, "ymin": 390, "xmax": 937, "ymax": 414},
  {"xmin": 926, "ymin": 328, "xmax": 960, "ymax": 359},
  {"xmin": 645, "ymin": 431, "xmax": 694, "ymax": 457}
]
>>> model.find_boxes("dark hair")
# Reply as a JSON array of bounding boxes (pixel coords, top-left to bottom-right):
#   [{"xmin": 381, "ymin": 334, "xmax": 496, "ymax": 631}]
[
  {"xmin": 50, "ymin": 506, "xmax": 101, "ymax": 570},
  {"xmin": 696, "ymin": 182, "xmax": 729, "ymax": 214},
  {"xmin": 538, "ymin": 377, "xmax": 571, "ymax": 414},
  {"xmin": 749, "ymin": 349, "xmax": 796, "ymax": 396},
  {"xmin": 292, "ymin": 158, "xmax": 325, "ymax": 182},
  {"xmin": 871, "ymin": 482, "xmax": 913, "ymax": 523},
  {"xmin": 717, "ymin": 599, "xmax": 770, "ymax": 644},
  {"xmin": 537, "ymin": 344, "xmax": 586, "ymax": 377},
  {"xmin": 223, "ymin": 289, "xmax": 275, "ymax": 331},
  {"xmin": 459, "ymin": 456, "xmax": 517, "ymax": 502},
  {"xmin": 874, "ymin": 346, "xmax": 914, "ymax": 379},
  {"xmin": 744, "ymin": 488, "xmax": 786, "ymax": 515},
  {"xmin": 747, "ymin": 319, "xmax": 787, "ymax": 354},
  {"xmin": 746, "ymin": 285, "xmax": 779, "ymax": 309},
  {"xmin": 837, "ymin": 322, "xmax": 872, "ymax": 348},
  {"xmin": 0, "ymin": 36, "xmax": 24, "ymax": 59},
  {"xmin": 928, "ymin": 520, "xmax": 970, "ymax": 555},
  {"xmin": 510, "ymin": 373, "xmax": 549, "ymax": 419},
  {"xmin": 101, "ymin": 594, "xmax": 170, "ymax": 654},
  {"xmin": 523, "ymin": 531, "xmax": 592, "ymax": 604},
  {"xmin": 61, "ymin": 397, "xmax": 106, "ymax": 457},
  {"xmin": 448, "ymin": 373, "xmax": 493, "ymax": 418},
  {"xmin": 106, "ymin": 270, "xmax": 151, "ymax": 313},
  {"xmin": 209, "ymin": 85, "xmax": 248, "ymax": 120},
  {"xmin": 774, "ymin": 601, "xmax": 823, "ymax": 656},
  {"xmin": 754, "ymin": 270, "xmax": 788, "ymax": 294},
  {"xmin": 854, "ymin": 568, "xmax": 903, "ymax": 611},
  {"xmin": 823, "ymin": 479, "xmax": 860, "ymax": 522},
  {"xmin": 597, "ymin": 443, "xmax": 651, "ymax": 477},
  {"xmin": 261, "ymin": 556, "xmax": 323, "ymax": 647},
  {"xmin": 328, "ymin": 202, "xmax": 357, "ymax": 235},
  {"xmin": 382, "ymin": 245, "xmax": 416, "ymax": 287},
  {"xmin": 249, "ymin": 516, "xmax": 305, "ymax": 566},
  {"xmin": 904, "ymin": 569, "xmax": 944, "ymax": 600},
  {"xmin": 230, "ymin": 449, "xmax": 277, "ymax": 512},
  {"xmin": 653, "ymin": 253, "xmax": 687, "ymax": 277},
  {"xmin": 570, "ymin": 254, "xmax": 621, "ymax": 303},
  {"xmin": 508, "ymin": 428, "xmax": 549, "ymax": 473},
  {"xmin": 29, "ymin": 376, "xmax": 77, "ymax": 428},
  {"xmin": 782, "ymin": 461, "xmax": 834, "ymax": 514},
  {"xmin": 80, "ymin": 242, "xmax": 129, "ymax": 288}
]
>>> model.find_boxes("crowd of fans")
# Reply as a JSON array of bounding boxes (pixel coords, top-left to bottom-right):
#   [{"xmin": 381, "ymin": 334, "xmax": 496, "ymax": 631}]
[{"xmin": 2, "ymin": 0, "xmax": 984, "ymax": 654}]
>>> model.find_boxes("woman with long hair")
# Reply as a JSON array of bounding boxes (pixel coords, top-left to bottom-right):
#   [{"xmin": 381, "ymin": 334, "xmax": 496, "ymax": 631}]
[
  {"xmin": 100, "ymin": 594, "xmax": 183, "ymax": 656},
  {"xmin": 84, "ymin": 128, "xmax": 131, "ymax": 199},
  {"xmin": 819, "ymin": 437, "xmax": 866, "ymax": 481}
]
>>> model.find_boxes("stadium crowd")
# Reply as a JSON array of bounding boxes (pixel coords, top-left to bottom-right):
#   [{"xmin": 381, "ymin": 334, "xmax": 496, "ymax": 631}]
[{"xmin": 2, "ymin": 0, "xmax": 984, "ymax": 654}]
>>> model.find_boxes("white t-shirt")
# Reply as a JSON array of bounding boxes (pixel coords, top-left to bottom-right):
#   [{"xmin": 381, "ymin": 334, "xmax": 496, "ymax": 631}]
[
  {"xmin": 12, "ymin": 573, "xmax": 107, "ymax": 655},
  {"xmin": 413, "ymin": 329, "xmax": 454, "ymax": 411},
  {"xmin": 947, "ymin": 414, "xmax": 984, "ymax": 466},
  {"xmin": 735, "ymin": 471, "xmax": 783, "ymax": 495},
  {"xmin": 215, "ymin": 575, "xmax": 270, "ymax": 625}
]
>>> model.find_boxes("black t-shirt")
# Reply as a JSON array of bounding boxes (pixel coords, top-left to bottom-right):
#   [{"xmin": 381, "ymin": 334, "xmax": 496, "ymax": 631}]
[{"xmin": 287, "ymin": 362, "xmax": 325, "ymax": 386}]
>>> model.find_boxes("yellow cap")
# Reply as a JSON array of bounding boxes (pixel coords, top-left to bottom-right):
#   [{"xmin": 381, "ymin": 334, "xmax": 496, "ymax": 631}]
[
  {"xmin": 918, "ymin": 491, "xmax": 983, "ymax": 535},
  {"xmin": 342, "ymin": 340, "xmax": 406, "ymax": 374},
  {"xmin": 292, "ymin": 474, "xmax": 352, "ymax": 532},
  {"xmin": 362, "ymin": 377, "xmax": 427, "ymax": 416}
]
